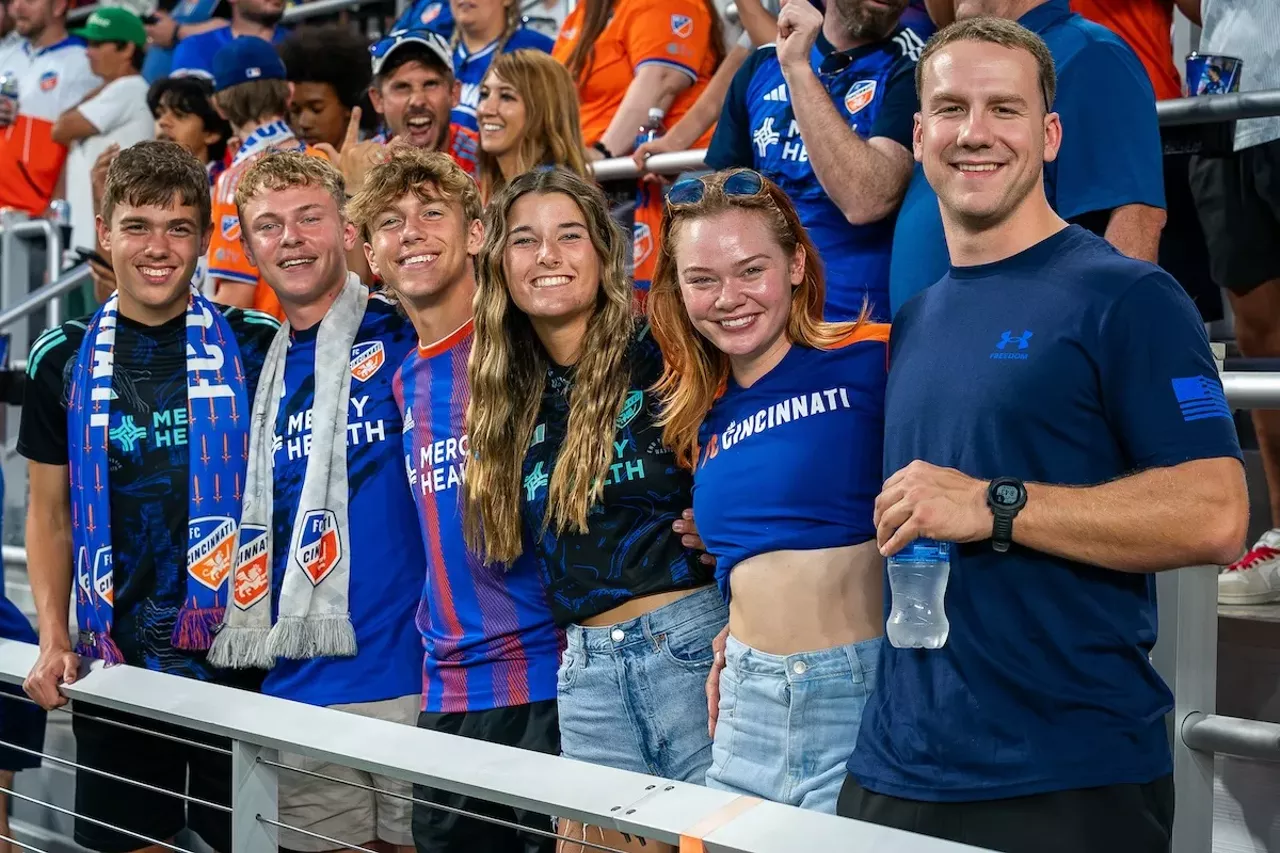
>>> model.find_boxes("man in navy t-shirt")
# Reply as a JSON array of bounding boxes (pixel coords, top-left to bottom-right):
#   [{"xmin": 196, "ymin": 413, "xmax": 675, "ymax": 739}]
[
  {"xmin": 706, "ymin": 0, "xmax": 924, "ymax": 321},
  {"xmin": 888, "ymin": 0, "xmax": 1167, "ymax": 315},
  {"xmin": 841, "ymin": 18, "xmax": 1248, "ymax": 853},
  {"xmin": 227, "ymin": 151, "xmax": 422, "ymax": 853}
]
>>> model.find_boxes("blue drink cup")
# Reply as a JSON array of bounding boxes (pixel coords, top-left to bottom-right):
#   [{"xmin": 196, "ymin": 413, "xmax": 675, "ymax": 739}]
[{"xmin": 1186, "ymin": 53, "xmax": 1243, "ymax": 96}]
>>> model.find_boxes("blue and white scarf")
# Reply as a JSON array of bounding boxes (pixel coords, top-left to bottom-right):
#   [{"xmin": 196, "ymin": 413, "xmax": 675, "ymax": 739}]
[
  {"xmin": 231, "ymin": 119, "xmax": 305, "ymax": 168},
  {"xmin": 69, "ymin": 288, "xmax": 251, "ymax": 663}
]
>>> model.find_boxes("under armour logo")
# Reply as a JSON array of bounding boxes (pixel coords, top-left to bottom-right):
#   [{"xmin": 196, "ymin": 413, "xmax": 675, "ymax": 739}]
[
  {"xmin": 996, "ymin": 330, "xmax": 1032, "ymax": 350},
  {"xmin": 752, "ymin": 117, "xmax": 780, "ymax": 158}
]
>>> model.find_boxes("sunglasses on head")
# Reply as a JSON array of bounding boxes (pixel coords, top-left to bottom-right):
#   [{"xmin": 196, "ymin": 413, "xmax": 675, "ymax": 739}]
[
  {"xmin": 666, "ymin": 169, "xmax": 766, "ymax": 206},
  {"xmin": 370, "ymin": 28, "xmax": 439, "ymax": 60}
]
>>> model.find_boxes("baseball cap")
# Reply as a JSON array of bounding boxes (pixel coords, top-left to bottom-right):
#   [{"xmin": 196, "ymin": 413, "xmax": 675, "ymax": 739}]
[
  {"xmin": 370, "ymin": 29, "xmax": 452, "ymax": 78},
  {"xmin": 212, "ymin": 36, "xmax": 287, "ymax": 93},
  {"xmin": 72, "ymin": 7, "xmax": 147, "ymax": 47}
]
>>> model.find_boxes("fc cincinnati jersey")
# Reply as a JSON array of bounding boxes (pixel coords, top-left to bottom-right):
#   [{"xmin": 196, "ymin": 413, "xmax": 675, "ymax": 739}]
[
  {"xmin": 262, "ymin": 296, "xmax": 424, "ymax": 706},
  {"xmin": 0, "ymin": 37, "xmax": 100, "ymax": 215},
  {"xmin": 393, "ymin": 321, "xmax": 560, "ymax": 714},
  {"xmin": 706, "ymin": 29, "xmax": 924, "ymax": 322}
]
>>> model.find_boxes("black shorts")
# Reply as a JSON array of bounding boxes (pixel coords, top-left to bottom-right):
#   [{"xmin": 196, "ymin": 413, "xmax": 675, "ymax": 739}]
[
  {"xmin": 837, "ymin": 774, "xmax": 1174, "ymax": 853},
  {"xmin": 1189, "ymin": 138, "xmax": 1280, "ymax": 295},
  {"xmin": 1160, "ymin": 151, "xmax": 1222, "ymax": 323},
  {"xmin": 72, "ymin": 703, "xmax": 233, "ymax": 853},
  {"xmin": 0, "ymin": 684, "xmax": 46, "ymax": 773},
  {"xmin": 412, "ymin": 700, "xmax": 560, "ymax": 853}
]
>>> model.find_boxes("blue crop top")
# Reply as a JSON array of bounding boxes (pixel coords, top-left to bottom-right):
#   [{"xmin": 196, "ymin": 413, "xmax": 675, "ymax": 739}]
[{"xmin": 692, "ymin": 325, "xmax": 889, "ymax": 600}]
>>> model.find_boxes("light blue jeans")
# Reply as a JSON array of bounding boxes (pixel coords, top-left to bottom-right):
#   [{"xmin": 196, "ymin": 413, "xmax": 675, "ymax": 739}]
[
  {"xmin": 557, "ymin": 586, "xmax": 728, "ymax": 782},
  {"xmin": 706, "ymin": 635, "xmax": 882, "ymax": 813}
]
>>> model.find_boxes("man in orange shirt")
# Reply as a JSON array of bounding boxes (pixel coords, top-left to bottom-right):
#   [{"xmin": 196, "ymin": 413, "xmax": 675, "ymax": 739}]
[{"xmin": 206, "ymin": 36, "xmax": 329, "ymax": 320}]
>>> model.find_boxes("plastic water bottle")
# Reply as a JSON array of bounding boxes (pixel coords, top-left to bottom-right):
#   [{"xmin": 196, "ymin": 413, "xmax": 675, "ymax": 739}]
[
  {"xmin": 635, "ymin": 107, "xmax": 665, "ymax": 151},
  {"xmin": 886, "ymin": 539, "xmax": 951, "ymax": 650}
]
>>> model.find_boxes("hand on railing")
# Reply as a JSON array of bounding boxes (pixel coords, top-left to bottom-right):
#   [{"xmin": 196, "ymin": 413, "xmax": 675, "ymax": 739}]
[{"xmin": 24, "ymin": 644, "xmax": 81, "ymax": 710}]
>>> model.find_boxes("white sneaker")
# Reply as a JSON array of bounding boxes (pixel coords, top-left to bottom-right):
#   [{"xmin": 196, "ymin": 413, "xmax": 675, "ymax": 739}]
[{"xmin": 1218, "ymin": 529, "xmax": 1280, "ymax": 605}]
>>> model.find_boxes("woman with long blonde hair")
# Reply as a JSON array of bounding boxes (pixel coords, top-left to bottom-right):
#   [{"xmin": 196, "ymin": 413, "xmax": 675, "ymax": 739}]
[
  {"xmin": 649, "ymin": 168, "xmax": 888, "ymax": 814},
  {"xmin": 463, "ymin": 168, "xmax": 725, "ymax": 846},
  {"xmin": 475, "ymin": 49, "xmax": 588, "ymax": 200},
  {"xmin": 448, "ymin": 0, "xmax": 554, "ymax": 133}
]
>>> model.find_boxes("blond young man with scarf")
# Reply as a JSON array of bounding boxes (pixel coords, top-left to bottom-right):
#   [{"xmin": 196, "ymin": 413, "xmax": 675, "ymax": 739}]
[
  {"xmin": 20, "ymin": 140, "xmax": 279, "ymax": 853},
  {"xmin": 209, "ymin": 151, "xmax": 422, "ymax": 853}
]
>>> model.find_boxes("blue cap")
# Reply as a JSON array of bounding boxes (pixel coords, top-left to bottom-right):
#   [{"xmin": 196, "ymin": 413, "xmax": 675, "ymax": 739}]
[{"xmin": 212, "ymin": 36, "xmax": 287, "ymax": 93}]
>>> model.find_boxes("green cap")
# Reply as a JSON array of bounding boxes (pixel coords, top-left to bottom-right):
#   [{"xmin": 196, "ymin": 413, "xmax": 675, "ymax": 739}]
[{"xmin": 72, "ymin": 7, "xmax": 147, "ymax": 47}]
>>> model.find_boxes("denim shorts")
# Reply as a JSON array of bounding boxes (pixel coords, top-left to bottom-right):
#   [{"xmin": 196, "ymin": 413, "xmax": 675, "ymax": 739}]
[
  {"xmin": 706, "ymin": 635, "xmax": 882, "ymax": 813},
  {"xmin": 557, "ymin": 585, "xmax": 728, "ymax": 782}
]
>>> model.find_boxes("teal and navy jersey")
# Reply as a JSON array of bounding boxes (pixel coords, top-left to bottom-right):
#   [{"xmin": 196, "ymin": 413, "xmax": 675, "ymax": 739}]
[
  {"xmin": 706, "ymin": 28, "xmax": 924, "ymax": 322},
  {"xmin": 521, "ymin": 326, "xmax": 714, "ymax": 627},
  {"xmin": 263, "ymin": 296, "xmax": 423, "ymax": 706},
  {"xmin": 694, "ymin": 325, "xmax": 888, "ymax": 601},
  {"xmin": 452, "ymin": 28, "xmax": 554, "ymax": 132},
  {"xmin": 18, "ymin": 306, "xmax": 279, "ymax": 681},
  {"xmin": 393, "ymin": 321, "xmax": 560, "ymax": 714},
  {"xmin": 852, "ymin": 226, "xmax": 1243, "ymax": 801}
]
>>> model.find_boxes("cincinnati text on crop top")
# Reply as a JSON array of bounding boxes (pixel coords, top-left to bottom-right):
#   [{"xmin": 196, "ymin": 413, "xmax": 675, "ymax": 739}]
[{"xmin": 693, "ymin": 325, "xmax": 889, "ymax": 600}]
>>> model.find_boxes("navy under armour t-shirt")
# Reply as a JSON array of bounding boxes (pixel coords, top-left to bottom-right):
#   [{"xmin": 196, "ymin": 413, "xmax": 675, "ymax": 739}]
[
  {"xmin": 888, "ymin": 0, "xmax": 1165, "ymax": 315},
  {"xmin": 851, "ymin": 225, "xmax": 1242, "ymax": 801}
]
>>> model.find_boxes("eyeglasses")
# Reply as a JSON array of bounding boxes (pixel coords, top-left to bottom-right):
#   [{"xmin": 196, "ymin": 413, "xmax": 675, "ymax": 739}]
[{"xmin": 666, "ymin": 169, "xmax": 765, "ymax": 207}]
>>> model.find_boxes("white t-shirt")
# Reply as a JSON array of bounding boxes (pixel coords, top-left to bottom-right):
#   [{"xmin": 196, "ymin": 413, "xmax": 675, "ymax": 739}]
[
  {"xmin": 1199, "ymin": 0, "xmax": 1280, "ymax": 151},
  {"xmin": 65, "ymin": 74, "xmax": 153, "ymax": 251}
]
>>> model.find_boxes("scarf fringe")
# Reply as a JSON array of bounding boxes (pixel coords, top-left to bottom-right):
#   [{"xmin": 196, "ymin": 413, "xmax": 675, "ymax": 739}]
[
  {"xmin": 265, "ymin": 615, "xmax": 358, "ymax": 660},
  {"xmin": 76, "ymin": 631, "xmax": 125, "ymax": 665},
  {"xmin": 207, "ymin": 626, "xmax": 274, "ymax": 669},
  {"xmin": 171, "ymin": 605, "xmax": 225, "ymax": 651}
]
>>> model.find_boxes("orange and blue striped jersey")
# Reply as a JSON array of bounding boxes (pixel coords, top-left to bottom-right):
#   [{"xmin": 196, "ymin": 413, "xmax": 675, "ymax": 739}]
[
  {"xmin": 393, "ymin": 321, "xmax": 560, "ymax": 713},
  {"xmin": 694, "ymin": 325, "xmax": 889, "ymax": 600}
]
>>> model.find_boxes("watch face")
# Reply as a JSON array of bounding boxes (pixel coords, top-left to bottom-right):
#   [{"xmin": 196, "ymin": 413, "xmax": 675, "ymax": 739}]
[{"xmin": 994, "ymin": 483, "xmax": 1021, "ymax": 507}]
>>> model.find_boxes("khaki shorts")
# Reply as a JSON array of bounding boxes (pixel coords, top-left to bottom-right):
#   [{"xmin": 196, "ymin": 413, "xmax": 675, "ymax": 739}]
[{"xmin": 278, "ymin": 694, "xmax": 419, "ymax": 851}]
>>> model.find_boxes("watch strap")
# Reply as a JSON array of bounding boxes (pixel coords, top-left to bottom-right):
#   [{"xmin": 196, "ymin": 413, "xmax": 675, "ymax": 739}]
[{"xmin": 992, "ymin": 513, "xmax": 1013, "ymax": 552}]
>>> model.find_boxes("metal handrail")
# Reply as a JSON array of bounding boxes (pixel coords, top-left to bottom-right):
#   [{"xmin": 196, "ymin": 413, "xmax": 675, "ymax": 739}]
[
  {"xmin": 0, "ymin": 264, "xmax": 90, "ymax": 334},
  {"xmin": 0, "ymin": 216, "xmax": 65, "ymax": 328},
  {"xmin": 1182, "ymin": 713, "xmax": 1280, "ymax": 763},
  {"xmin": 69, "ymin": 0, "xmax": 390, "ymax": 22},
  {"xmin": 0, "ymin": 640, "xmax": 981, "ymax": 853}
]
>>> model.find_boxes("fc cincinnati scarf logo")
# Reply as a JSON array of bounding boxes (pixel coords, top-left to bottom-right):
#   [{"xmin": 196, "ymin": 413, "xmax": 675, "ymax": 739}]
[{"xmin": 68, "ymin": 289, "xmax": 251, "ymax": 662}]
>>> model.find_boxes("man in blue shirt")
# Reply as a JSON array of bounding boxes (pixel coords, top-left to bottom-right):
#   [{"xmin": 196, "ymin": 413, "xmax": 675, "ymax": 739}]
[
  {"xmin": 706, "ymin": 0, "xmax": 923, "ymax": 322},
  {"xmin": 888, "ymin": 0, "xmax": 1166, "ymax": 315},
  {"xmin": 170, "ymin": 0, "xmax": 287, "ymax": 80},
  {"xmin": 840, "ymin": 18, "xmax": 1248, "ymax": 853},
  {"xmin": 221, "ymin": 151, "xmax": 422, "ymax": 853}
]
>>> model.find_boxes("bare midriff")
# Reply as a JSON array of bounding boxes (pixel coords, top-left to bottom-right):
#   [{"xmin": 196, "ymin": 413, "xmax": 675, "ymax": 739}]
[
  {"xmin": 579, "ymin": 584, "xmax": 715, "ymax": 627},
  {"xmin": 727, "ymin": 541, "xmax": 883, "ymax": 655}
]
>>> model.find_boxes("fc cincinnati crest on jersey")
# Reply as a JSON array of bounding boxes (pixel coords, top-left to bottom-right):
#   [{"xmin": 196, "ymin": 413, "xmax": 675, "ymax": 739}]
[
  {"xmin": 92, "ymin": 546, "xmax": 113, "ymax": 605},
  {"xmin": 221, "ymin": 214, "xmax": 241, "ymax": 242},
  {"xmin": 232, "ymin": 525, "xmax": 270, "ymax": 609},
  {"xmin": 844, "ymin": 80, "xmax": 877, "ymax": 116},
  {"xmin": 350, "ymin": 340, "xmax": 385, "ymax": 382},
  {"xmin": 616, "ymin": 390, "xmax": 643, "ymax": 429},
  {"xmin": 39, "ymin": 70, "xmax": 57, "ymax": 91},
  {"xmin": 633, "ymin": 222, "xmax": 653, "ymax": 266},
  {"xmin": 295, "ymin": 509, "xmax": 341, "ymax": 586},
  {"xmin": 419, "ymin": 1, "xmax": 442, "ymax": 24},
  {"xmin": 671, "ymin": 14, "xmax": 693, "ymax": 38},
  {"xmin": 188, "ymin": 516, "xmax": 236, "ymax": 590}
]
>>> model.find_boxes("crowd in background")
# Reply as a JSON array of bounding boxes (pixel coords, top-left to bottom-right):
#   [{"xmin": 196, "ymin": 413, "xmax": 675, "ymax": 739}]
[{"xmin": 0, "ymin": 0, "xmax": 1275, "ymax": 852}]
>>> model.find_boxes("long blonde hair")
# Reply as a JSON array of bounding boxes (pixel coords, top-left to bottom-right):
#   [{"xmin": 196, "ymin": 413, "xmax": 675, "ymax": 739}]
[
  {"xmin": 477, "ymin": 50, "xmax": 589, "ymax": 200},
  {"xmin": 649, "ymin": 169, "xmax": 868, "ymax": 470},
  {"xmin": 463, "ymin": 168, "xmax": 636, "ymax": 564}
]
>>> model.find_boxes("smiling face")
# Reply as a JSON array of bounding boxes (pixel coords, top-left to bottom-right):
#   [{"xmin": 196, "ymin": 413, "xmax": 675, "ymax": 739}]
[
  {"xmin": 364, "ymin": 183, "xmax": 483, "ymax": 309},
  {"xmin": 371, "ymin": 58, "xmax": 458, "ymax": 151},
  {"xmin": 915, "ymin": 39, "xmax": 1060, "ymax": 231},
  {"xmin": 477, "ymin": 68, "xmax": 527, "ymax": 158},
  {"xmin": 672, "ymin": 207, "xmax": 803, "ymax": 377},
  {"xmin": 98, "ymin": 194, "xmax": 208, "ymax": 323},
  {"xmin": 239, "ymin": 183, "xmax": 355, "ymax": 311},
  {"xmin": 502, "ymin": 191, "xmax": 600, "ymax": 334}
]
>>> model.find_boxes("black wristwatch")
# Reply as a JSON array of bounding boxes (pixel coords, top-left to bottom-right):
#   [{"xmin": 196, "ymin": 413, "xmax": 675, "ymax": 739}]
[{"xmin": 986, "ymin": 477, "xmax": 1027, "ymax": 553}]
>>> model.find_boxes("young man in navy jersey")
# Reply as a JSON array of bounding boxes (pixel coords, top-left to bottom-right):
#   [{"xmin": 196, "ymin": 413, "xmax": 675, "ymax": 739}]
[
  {"xmin": 839, "ymin": 17, "xmax": 1248, "ymax": 853},
  {"xmin": 347, "ymin": 148, "xmax": 560, "ymax": 853},
  {"xmin": 706, "ymin": 0, "xmax": 923, "ymax": 322},
  {"xmin": 214, "ymin": 151, "xmax": 420, "ymax": 853}
]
